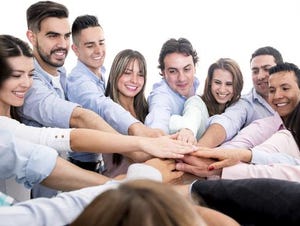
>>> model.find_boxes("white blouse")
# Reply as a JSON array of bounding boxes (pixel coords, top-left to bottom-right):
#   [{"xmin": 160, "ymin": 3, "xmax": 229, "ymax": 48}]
[{"xmin": 0, "ymin": 116, "xmax": 72, "ymax": 153}]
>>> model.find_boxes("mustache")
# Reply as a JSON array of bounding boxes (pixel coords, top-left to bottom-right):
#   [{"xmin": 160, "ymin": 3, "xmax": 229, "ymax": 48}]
[{"xmin": 50, "ymin": 48, "xmax": 68, "ymax": 55}]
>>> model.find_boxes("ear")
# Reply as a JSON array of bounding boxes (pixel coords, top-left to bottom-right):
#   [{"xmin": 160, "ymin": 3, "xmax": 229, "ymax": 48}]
[
  {"xmin": 71, "ymin": 43, "xmax": 80, "ymax": 57},
  {"xmin": 26, "ymin": 30, "xmax": 36, "ymax": 45}
]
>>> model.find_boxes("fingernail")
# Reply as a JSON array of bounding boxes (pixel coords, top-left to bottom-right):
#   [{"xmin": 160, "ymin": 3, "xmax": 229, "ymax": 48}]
[{"xmin": 208, "ymin": 166, "xmax": 214, "ymax": 171}]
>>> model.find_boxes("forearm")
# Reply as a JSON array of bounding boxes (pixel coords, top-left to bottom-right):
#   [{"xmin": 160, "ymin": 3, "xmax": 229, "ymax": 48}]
[
  {"xmin": 70, "ymin": 129, "xmax": 145, "ymax": 154},
  {"xmin": 41, "ymin": 157, "xmax": 110, "ymax": 191},
  {"xmin": 70, "ymin": 107, "xmax": 118, "ymax": 134},
  {"xmin": 197, "ymin": 124, "xmax": 226, "ymax": 147}
]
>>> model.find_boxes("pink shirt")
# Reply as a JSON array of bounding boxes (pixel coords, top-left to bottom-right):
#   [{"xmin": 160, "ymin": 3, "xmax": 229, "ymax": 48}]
[
  {"xmin": 216, "ymin": 112, "xmax": 300, "ymax": 181},
  {"xmin": 220, "ymin": 112, "xmax": 284, "ymax": 149},
  {"xmin": 222, "ymin": 130, "xmax": 300, "ymax": 181}
]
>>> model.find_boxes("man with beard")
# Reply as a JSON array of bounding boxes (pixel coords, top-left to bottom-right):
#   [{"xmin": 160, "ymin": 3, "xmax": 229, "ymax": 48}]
[{"xmin": 18, "ymin": 1, "xmax": 164, "ymax": 198}]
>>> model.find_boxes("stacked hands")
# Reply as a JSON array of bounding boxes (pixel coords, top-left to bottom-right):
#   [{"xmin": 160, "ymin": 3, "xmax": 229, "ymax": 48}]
[
  {"xmin": 176, "ymin": 147, "xmax": 251, "ymax": 178},
  {"xmin": 145, "ymin": 131, "xmax": 248, "ymax": 183}
]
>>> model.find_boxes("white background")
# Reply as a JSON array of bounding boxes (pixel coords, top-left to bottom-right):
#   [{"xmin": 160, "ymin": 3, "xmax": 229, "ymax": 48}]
[{"xmin": 1, "ymin": 0, "xmax": 300, "ymax": 96}]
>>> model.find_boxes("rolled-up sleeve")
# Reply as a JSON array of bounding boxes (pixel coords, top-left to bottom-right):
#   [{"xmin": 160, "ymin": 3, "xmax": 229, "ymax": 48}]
[
  {"xmin": 0, "ymin": 117, "xmax": 72, "ymax": 153},
  {"xmin": 0, "ymin": 130, "xmax": 58, "ymax": 189}
]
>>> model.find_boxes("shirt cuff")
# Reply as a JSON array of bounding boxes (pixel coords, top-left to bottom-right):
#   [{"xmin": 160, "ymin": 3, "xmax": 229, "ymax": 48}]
[
  {"xmin": 125, "ymin": 163, "xmax": 162, "ymax": 182},
  {"xmin": 23, "ymin": 146, "xmax": 58, "ymax": 189}
]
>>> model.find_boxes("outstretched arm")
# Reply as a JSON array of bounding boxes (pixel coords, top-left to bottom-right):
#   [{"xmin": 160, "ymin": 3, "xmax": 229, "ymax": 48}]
[{"xmin": 71, "ymin": 130, "xmax": 197, "ymax": 159}]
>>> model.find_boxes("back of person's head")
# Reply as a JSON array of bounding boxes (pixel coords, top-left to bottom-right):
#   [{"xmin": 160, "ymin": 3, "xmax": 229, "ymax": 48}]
[
  {"xmin": 0, "ymin": 34, "xmax": 33, "ymax": 86},
  {"xmin": 269, "ymin": 62, "xmax": 300, "ymax": 88},
  {"xmin": 105, "ymin": 49, "xmax": 148, "ymax": 122},
  {"xmin": 26, "ymin": 0, "xmax": 69, "ymax": 32},
  {"xmin": 202, "ymin": 58, "xmax": 244, "ymax": 116},
  {"xmin": 158, "ymin": 38, "xmax": 198, "ymax": 74},
  {"xmin": 250, "ymin": 46, "xmax": 283, "ymax": 64},
  {"xmin": 72, "ymin": 14, "xmax": 101, "ymax": 45},
  {"xmin": 71, "ymin": 179, "xmax": 206, "ymax": 226}
]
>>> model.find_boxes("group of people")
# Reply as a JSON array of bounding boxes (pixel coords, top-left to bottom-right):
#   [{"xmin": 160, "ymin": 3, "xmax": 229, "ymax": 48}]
[{"xmin": 1, "ymin": 0, "xmax": 300, "ymax": 225}]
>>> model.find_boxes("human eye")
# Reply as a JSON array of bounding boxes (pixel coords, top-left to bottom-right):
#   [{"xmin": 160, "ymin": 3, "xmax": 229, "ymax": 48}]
[
  {"xmin": 10, "ymin": 73, "xmax": 21, "ymax": 78},
  {"xmin": 213, "ymin": 79, "xmax": 221, "ymax": 85},
  {"xmin": 269, "ymin": 87, "xmax": 275, "ymax": 93},
  {"xmin": 252, "ymin": 69, "xmax": 258, "ymax": 75},
  {"xmin": 184, "ymin": 66, "xmax": 191, "ymax": 72},
  {"xmin": 123, "ymin": 69, "xmax": 132, "ymax": 75},
  {"xmin": 226, "ymin": 82, "xmax": 233, "ymax": 86},
  {"xmin": 29, "ymin": 71, "xmax": 35, "ymax": 77},
  {"xmin": 282, "ymin": 86, "xmax": 290, "ymax": 91},
  {"xmin": 168, "ymin": 69, "xmax": 177, "ymax": 74},
  {"xmin": 64, "ymin": 33, "xmax": 71, "ymax": 40},
  {"xmin": 47, "ymin": 33, "xmax": 59, "ymax": 39}
]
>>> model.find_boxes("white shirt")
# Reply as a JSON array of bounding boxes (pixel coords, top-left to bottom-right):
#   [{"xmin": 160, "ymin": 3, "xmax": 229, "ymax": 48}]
[{"xmin": 0, "ymin": 116, "xmax": 72, "ymax": 153}]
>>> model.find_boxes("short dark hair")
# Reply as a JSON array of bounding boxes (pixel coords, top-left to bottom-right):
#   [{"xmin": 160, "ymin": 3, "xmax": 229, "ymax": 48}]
[
  {"xmin": 158, "ymin": 38, "xmax": 198, "ymax": 74},
  {"xmin": 269, "ymin": 62, "xmax": 300, "ymax": 88},
  {"xmin": 26, "ymin": 1, "xmax": 69, "ymax": 32},
  {"xmin": 250, "ymin": 46, "xmax": 283, "ymax": 64},
  {"xmin": 71, "ymin": 15, "xmax": 101, "ymax": 45}
]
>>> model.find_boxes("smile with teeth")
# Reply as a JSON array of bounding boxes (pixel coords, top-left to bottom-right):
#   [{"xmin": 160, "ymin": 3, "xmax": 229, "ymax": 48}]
[
  {"xmin": 125, "ymin": 85, "xmax": 138, "ymax": 91},
  {"xmin": 275, "ymin": 103, "xmax": 288, "ymax": 107},
  {"xmin": 217, "ymin": 93, "xmax": 229, "ymax": 98},
  {"xmin": 93, "ymin": 56, "xmax": 103, "ymax": 60},
  {"xmin": 12, "ymin": 91, "xmax": 27, "ymax": 98}
]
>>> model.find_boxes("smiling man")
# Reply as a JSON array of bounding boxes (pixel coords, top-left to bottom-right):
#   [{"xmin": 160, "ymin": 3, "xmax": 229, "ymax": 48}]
[{"xmin": 145, "ymin": 38, "xmax": 200, "ymax": 136}]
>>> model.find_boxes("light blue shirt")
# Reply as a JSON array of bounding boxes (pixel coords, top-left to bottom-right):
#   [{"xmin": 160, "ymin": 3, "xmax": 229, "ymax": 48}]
[
  {"xmin": 18, "ymin": 59, "xmax": 97, "ymax": 162},
  {"xmin": 67, "ymin": 60, "xmax": 139, "ymax": 135},
  {"xmin": 0, "ymin": 129, "xmax": 57, "ymax": 190},
  {"xmin": 0, "ymin": 163, "xmax": 162, "ymax": 226},
  {"xmin": 19, "ymin": 59, "xmax": 78, "ymax": 128},
  {"xmin": 208, "ymin": 88, "xmax": 275, "ymax": 141},
  {"xmin": 145, "ymin": 77, "xmax": 200, "ymax": 134}
]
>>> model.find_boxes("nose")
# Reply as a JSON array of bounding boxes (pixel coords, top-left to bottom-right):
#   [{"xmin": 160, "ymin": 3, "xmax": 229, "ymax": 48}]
[
  {"xmin": 257, "ymin": 69, "xmax": 268, "ymax": 80},
  {"xmin": 273, "ymin": 89, "xmax": 283, "ymax": 99},
  {"xmin": 219, "ymin": 83, "xmax": 227, "ymax": 93},
  {"xmin": 131, "ymin": 73, "xmax": 138, "ymax": 83},
  {"xmin": 177, "ymin": 71, "xmax": 186, "ymax": 81},
  {"xmin": 57, "ymin": 36, "xmax": 69, "ymax": 48},
  {"xmin": 94, "ymin": 44, "xmax": 105, "ymax": 54},
  {"xmin": 21, "ymin": 75, "xmax": 32, "ymax": 88}
]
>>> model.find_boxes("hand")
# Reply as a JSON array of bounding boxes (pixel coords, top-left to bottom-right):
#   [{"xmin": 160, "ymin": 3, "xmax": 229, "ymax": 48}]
[
  {"xmin": 175, "ymin": 154, "xmax": 221, "ymax": 177},
  {"xmin": 176, "ymin": 128, "xmax": 197, "ymax": 145},
  {"xmin": 141, "ymin": 134, "xmax": 198, "ymax": 159},
  {"xmin": 144, "ymin": 158, "xmax": 184, "ymax": 184},
  {"xmin": 191, "ymin": 147, "xmax": 252, "ymax": 170},
  {"xmin": 128, "ymin": 123, "xmax": 165, "ymax": 137}
]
